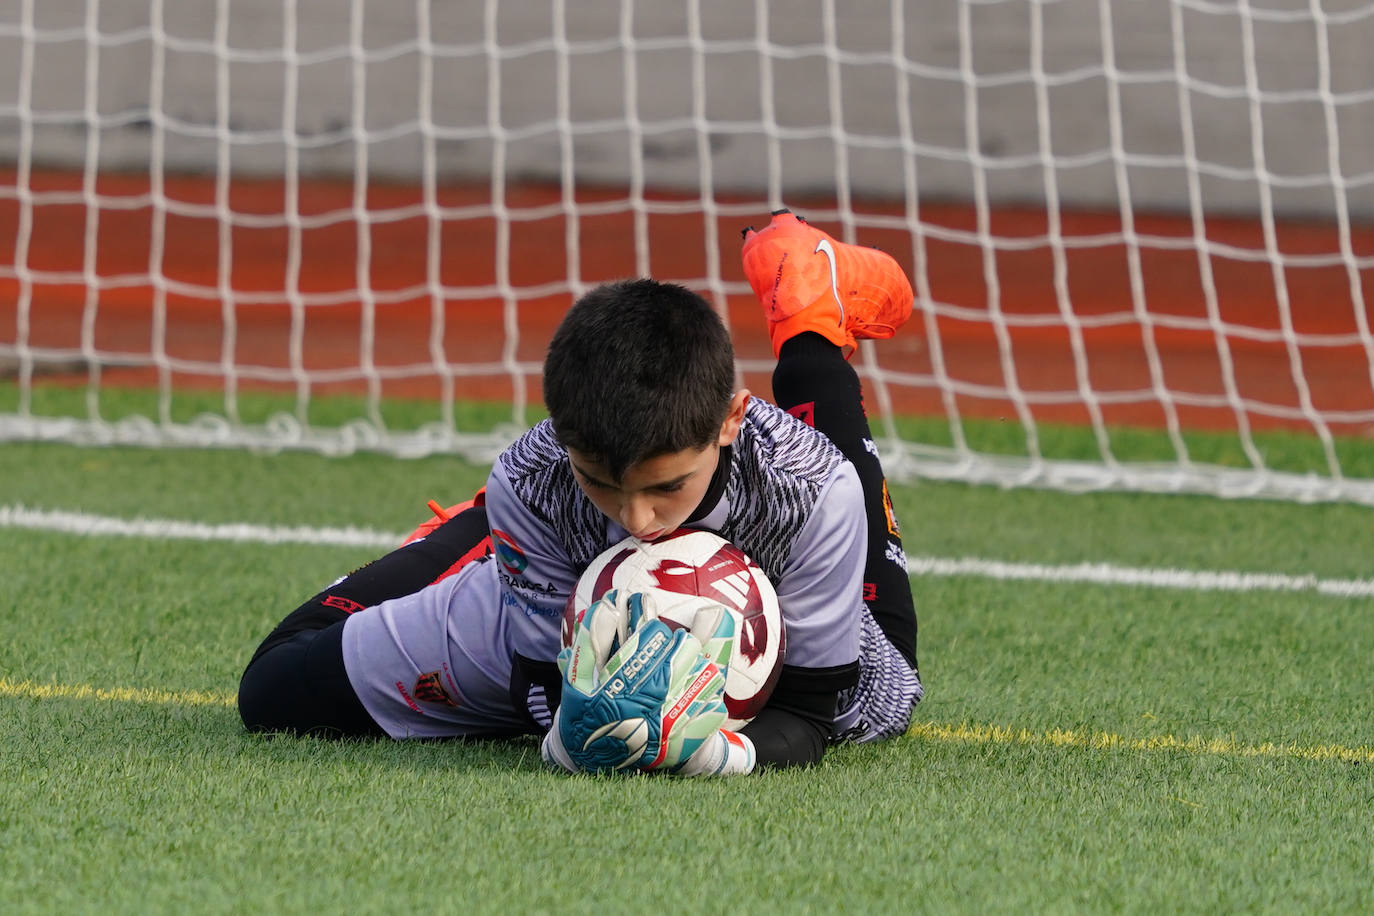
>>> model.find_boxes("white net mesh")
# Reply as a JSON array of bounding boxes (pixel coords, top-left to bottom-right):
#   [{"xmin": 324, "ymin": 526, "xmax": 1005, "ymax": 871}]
[{"xmin": 2, "ymin": 0, "xmax": 1373, "ymax": 502}]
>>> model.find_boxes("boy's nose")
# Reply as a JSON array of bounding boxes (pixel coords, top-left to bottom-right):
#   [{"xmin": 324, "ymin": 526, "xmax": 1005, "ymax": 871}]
[{"xmin": 620, "ymin": 497, "xmax": 654, "ymax": 537}]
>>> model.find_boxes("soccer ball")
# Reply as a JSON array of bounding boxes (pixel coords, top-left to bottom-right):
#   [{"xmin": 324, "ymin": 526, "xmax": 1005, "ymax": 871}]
[{"xmin": 565, "ymin": 530, "xmax": 785, "ymax": 729}]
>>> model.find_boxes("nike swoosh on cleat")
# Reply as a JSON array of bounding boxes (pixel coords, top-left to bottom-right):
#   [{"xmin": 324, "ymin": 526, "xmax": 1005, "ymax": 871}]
[{"xmin": 814, "ymin": 238, "xmax": 845, "ymax": 327}]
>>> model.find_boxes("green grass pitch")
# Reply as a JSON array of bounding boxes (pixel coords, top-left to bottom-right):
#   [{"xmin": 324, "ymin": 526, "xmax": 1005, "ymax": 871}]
[{"xmin": 2, "ymin": 435, "xmax": 1372, "ymax": 914}]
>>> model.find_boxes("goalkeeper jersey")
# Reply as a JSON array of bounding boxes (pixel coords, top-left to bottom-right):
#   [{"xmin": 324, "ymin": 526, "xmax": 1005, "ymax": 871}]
[
  {"xmin": 343, "ymin": 396, "xmax": 919, "ymax": 743},
  {"xmin": 488, "ymin": 397, "xmax": 863, "ymax": 674}
]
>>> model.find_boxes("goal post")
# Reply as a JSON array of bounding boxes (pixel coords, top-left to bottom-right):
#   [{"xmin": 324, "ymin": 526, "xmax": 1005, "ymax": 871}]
[{"xmin": 2, "ymin": 0, "xmax": 1373, "ymax": 503}]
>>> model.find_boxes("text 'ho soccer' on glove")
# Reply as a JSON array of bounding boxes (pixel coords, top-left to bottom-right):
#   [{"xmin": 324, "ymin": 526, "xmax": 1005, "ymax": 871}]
[{"xmin": 542, "ymin": 589, "xmax": 729, "ymax": 774}]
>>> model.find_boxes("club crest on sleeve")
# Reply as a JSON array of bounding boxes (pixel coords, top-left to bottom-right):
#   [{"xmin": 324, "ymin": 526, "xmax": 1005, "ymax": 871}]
[{"xmin": 491, "ymin": 529, "xmax": 528, "ymax": 575}]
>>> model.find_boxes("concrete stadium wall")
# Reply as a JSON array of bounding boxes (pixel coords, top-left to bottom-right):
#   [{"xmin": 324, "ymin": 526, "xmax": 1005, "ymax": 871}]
[{"xmin": 2, "ymin": 0, "xmax": 1371, "ymax": 217}]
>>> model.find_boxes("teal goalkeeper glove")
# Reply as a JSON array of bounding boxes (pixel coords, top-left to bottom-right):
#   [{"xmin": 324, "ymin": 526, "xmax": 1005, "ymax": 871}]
[
  {"xmin": 672, "ymin": 728, "xmax": 757, "ymax": 777},
  {"xmin": 543, "ymin": 589, "xmax": 728, "ymax": 774}
]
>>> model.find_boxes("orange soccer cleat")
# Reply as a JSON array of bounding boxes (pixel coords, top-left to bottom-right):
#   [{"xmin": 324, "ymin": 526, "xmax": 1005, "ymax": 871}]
[
  {"xmin": 400, "ymin": 488, "xmax": 487, "ymax": 546},
  {"xmin": 400, "ymin": 488, "xmax": 492, "ymax": 585},
  {"xmin": 741, "ymin": 209, "xmax": 913, "ymax": 357}
]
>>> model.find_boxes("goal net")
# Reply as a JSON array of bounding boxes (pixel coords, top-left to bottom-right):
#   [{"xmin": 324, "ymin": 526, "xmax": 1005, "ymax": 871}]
[{"xmin": 3, "ymin": 0, "xmax": 1373, "ymax": 504}]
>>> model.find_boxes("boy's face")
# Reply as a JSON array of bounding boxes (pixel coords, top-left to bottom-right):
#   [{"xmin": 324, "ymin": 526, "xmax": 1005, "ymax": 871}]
[{"xmin": 566, "ymin": 391, "xmax": 750, "ymax": 541}]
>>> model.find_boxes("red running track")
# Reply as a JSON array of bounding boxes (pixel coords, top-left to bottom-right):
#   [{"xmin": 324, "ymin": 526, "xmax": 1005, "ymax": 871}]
[{"xmin": 3, "ymin": 169, "xmax": 1373, "ymax": 436}]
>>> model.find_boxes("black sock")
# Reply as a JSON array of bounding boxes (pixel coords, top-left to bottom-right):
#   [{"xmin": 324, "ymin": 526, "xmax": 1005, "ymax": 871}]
[{"xmin": 772, "ymin": 333, "xmax": 918, "ymax": 670}]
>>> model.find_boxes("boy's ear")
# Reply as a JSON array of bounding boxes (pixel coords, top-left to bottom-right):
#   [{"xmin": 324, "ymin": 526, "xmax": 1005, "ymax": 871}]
[{"xmin": 717, "ymin": 390, "xmax": 751, "ymax": 446}]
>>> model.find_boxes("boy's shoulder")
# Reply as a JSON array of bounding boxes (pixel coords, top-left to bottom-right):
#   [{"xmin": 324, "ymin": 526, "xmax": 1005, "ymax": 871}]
[
  {"xmin": 717, "ymin": 398, "xmax": 855, "ymax": 580},
  {"xmin": 734, "ymin": 396, "xmax": 847, "ymax": 481},
  {"xmin": 497, "ymin": 418, "xmax": 566, "ymax": 481}
]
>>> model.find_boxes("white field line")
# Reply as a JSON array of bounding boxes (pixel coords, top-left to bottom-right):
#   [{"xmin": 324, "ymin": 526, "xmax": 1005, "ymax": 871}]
[
  {"xmin": 4, "ymin": 502, "xmax": 1374, "ymax": 598},
  {"xmin": 904, "ymin": 556, "xmax": 1374, "ymax": 599},
  {"xmin": 0, "ymin": 503, "xmax": 399, "ymax": 549}
]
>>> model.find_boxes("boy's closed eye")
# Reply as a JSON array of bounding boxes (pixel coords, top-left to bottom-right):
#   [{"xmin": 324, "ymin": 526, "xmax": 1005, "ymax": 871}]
[{"xmin": 572, "ymin": 462, "xmax": 692, "ymax": 495}]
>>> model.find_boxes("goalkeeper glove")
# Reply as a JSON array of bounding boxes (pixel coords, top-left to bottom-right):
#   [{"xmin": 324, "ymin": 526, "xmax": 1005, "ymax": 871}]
[
  {"xmin": 551, "ymin": 590, "xmax": 728, "ymax": 774},
  {"xmin": 541, "ymin": 714, "xmax": 756, "ymax": 777},
  {"xmin": 540, "ymin": 722, "xmax": 579, "ymax": 773},
  {"xmin": 672, "ymin": 729, "xmax": 757, "ymax": 777}
]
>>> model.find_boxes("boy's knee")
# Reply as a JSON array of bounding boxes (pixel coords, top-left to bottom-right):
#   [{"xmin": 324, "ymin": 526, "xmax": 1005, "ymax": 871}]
[
  {"xmin": 237, "ymin": 629, "xmax": 322, "ymax": 734},
  {"xmin": 238, "ymin": 646, "xmax": 289, "ymax": 733},
  {"xmin": 237, "ymin": 623, "xmax": 385, "ymax": 739}
]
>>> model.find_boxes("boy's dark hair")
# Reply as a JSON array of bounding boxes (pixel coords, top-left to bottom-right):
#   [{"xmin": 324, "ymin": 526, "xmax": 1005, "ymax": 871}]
[{"xmin": 543, "ymin": 278, "xmax": 736, "ymax": 481}]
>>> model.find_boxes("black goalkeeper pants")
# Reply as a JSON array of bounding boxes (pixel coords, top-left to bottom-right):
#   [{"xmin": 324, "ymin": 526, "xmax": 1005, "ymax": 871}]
[
  {"xmin": 238, "ymin": 621, "xmax": 385, "ymax": 738},
  {"xmin": 238, "ymin": 507, "xmax": 492, "ymax": 738}
]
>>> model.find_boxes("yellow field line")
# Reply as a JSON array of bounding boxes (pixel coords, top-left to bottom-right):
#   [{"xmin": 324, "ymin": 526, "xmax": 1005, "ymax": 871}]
[
  {"xmin": 906, "ymin": 720, "xmax": 1374, "ymax": 764},
  {"xmin": 0, "ymin": 676, "xmax": 236, "ymax": 708},
  {"xmin": 5, "ymin": 676, "xmax": 1370, "ymax": 764}
]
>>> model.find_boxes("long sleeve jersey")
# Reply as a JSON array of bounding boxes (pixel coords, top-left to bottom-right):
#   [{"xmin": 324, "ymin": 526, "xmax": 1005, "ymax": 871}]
[{"xmin": 487, "ymin": 396, "xmax": 867, "ymax": 764}]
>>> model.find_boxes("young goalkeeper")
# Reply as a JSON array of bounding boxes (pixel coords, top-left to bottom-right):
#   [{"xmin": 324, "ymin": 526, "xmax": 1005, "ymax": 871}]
[{"xmin": 238, "ymin": 209, "xmax": 923, "ymax": 773}]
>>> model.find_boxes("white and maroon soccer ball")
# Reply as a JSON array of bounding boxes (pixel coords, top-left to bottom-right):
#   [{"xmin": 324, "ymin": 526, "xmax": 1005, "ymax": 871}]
[{"xmin": 564, "ymin": 530, "xmax": 785, "ymax": 730}]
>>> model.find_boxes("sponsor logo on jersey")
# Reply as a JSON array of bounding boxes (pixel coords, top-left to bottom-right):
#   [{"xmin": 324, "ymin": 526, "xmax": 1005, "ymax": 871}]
[
  {"xmin": 491, "ymin": 529, "xmax": 528, "ymax": 575},
  {"xmin": 863, "ymin": 582, "xmax": 878, "ymax": 603},
  {"xmin": 413, "ymin": 670, "xmax": 459, "ymax": 707},
  {"xmin": 499, "ymin": 571, "xmax": 558, "ymax": 594},
  {"xmin": 502, "ymin": 589, "xmax": 560, "ymax": 619},
  {"xmin": 885, "ymin": 539, "xmax": 908, "ymax": 572},
  {"xmin": 321, "ymin": 594, "xmax": 366, "ymax": 614}
]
